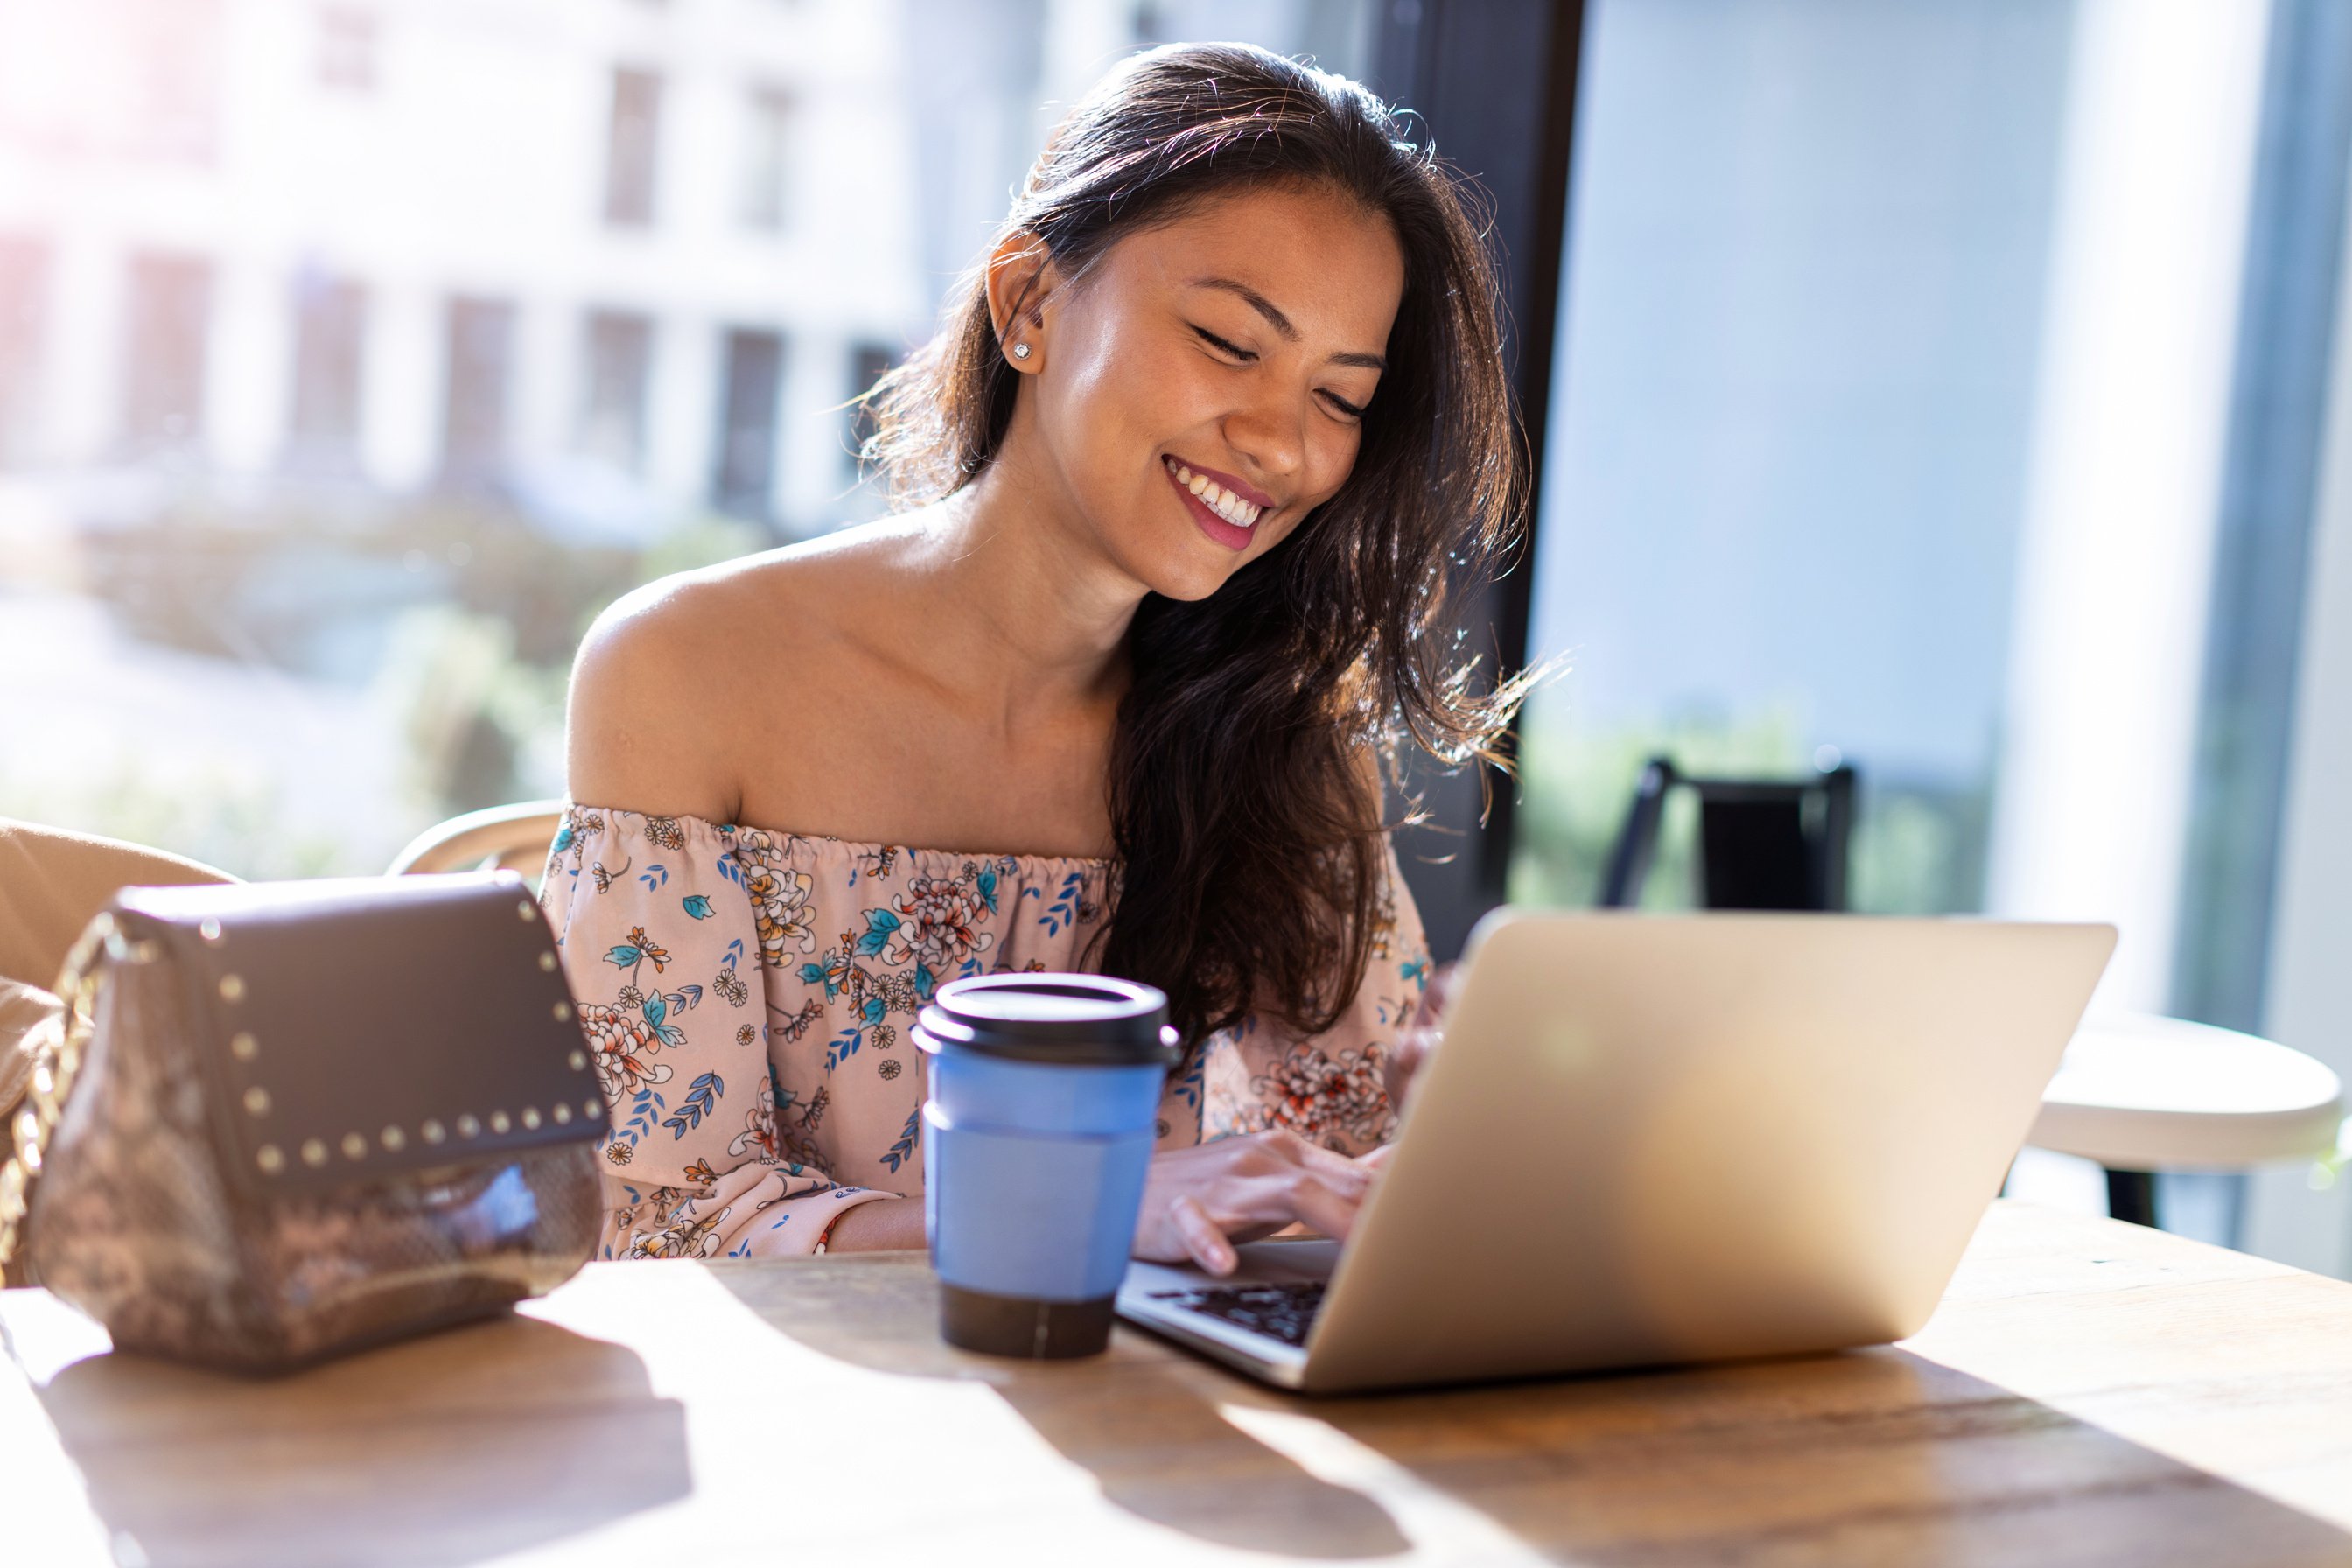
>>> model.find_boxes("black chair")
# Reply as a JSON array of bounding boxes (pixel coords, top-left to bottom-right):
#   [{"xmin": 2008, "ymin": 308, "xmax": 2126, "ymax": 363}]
[{"xmin": 1599, "ymin": 756, "xmax": 1857, "ymax": 912}]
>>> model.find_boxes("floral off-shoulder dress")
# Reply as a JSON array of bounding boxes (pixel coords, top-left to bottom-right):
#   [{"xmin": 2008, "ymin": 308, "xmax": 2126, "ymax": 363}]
[{"xmin": 541, "ymin": 806, "xmax": 1433, "ymax": 1261}]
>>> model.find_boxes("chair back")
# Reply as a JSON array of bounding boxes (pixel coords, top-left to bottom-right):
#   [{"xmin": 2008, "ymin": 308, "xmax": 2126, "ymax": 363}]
[
  {"xmin": 388, "ymin": 801, "xmax": 567, "ymax": 880},
  {"xmin": 1599, "ymin": 758, "xmax": 1856, "ymax": 912}
]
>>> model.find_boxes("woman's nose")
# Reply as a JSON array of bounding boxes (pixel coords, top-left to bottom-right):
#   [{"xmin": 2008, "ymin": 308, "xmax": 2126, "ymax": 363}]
[{"xmin": 1221, "ymin": 393, "xmax": 1306, "ymax": 488}]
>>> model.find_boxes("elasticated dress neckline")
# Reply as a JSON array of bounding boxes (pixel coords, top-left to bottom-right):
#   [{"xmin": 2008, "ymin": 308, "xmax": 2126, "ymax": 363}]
[{"xmin": 539, "ymin": 802, "xmax": 1429, "ymax": 1261}]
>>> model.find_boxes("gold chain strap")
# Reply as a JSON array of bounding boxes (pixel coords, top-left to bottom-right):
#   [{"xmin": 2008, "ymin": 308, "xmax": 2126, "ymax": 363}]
[{"xmin": 0, "ymin": 914, "xmax": 136, "ymax": 1271}]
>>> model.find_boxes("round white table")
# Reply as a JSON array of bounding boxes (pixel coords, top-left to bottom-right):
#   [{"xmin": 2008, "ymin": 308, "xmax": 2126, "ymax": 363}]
[{"xmin": 2027, "ymin": 1012, "xmax": 2346, "ymax": 1226}]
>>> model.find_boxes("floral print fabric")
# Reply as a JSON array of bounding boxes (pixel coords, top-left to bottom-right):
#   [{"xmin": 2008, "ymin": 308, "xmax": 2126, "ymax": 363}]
[{"xmin": 541, "ymin": 806, "xmax": 1432, "ymax": 1260}]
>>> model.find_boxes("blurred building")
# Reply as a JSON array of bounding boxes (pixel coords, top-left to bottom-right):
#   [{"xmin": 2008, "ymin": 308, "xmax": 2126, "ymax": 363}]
[
  {"xmin": 0, "ymin": 0, "xmax": 927, "ymax": 537},
  {"xmin": 0, "ymin": 0, "xmax": 1372, "ymax": 872}
]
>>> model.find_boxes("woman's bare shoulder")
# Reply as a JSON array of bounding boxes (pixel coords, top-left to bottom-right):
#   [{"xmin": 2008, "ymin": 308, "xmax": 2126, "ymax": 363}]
[{"xmin": 564, "ymin": 519, "xmax": 928, "ymax": 821}]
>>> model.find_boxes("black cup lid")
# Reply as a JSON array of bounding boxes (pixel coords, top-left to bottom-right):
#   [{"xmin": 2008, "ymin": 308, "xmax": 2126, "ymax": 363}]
[{"xmin": 914, "ymin": 973, "xmax": 1180, "ymax": 1067}]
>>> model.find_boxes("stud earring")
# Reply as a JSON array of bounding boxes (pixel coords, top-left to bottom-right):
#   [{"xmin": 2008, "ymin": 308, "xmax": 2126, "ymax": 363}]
[{"xmin": 1012, "ymin": 343, "xmax": 1032, "ymax": 360}]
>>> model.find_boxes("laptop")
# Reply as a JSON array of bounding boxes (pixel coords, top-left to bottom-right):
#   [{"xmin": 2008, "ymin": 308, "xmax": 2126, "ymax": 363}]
[{"xmin": 1117, "ymin": 910, "xmax": 2116, "ymax": 1394}]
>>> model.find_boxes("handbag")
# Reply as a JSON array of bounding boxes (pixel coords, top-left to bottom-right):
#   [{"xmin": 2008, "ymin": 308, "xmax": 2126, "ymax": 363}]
[{"xmin": 0, "ymin": 872, "xmax": 608, "ymax": 1372}]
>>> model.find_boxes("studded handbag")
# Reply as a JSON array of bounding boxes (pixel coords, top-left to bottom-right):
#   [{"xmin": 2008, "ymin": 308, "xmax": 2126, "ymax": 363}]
[{"xmin": 0, "ymin": 872, "xmax": 607, "ymax": 1372}]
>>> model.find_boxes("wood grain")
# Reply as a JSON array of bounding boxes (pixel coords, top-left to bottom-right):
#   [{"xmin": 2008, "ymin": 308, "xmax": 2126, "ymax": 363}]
[{"xmin": 6, "ymin": 1201, "xmax": 2352, "ymax": 1566}]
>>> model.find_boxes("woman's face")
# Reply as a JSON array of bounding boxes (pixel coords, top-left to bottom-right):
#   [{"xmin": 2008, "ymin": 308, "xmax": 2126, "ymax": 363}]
[{"xmin": 1010, "ymin": 180, "xmax": 1407, "ymax": 601}]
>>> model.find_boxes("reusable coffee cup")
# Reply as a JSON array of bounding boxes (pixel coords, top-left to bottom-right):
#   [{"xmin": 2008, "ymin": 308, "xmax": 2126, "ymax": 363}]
[{"xmin": 914, "ymin": 973, "xmax": 1180, "ymax": 1358}]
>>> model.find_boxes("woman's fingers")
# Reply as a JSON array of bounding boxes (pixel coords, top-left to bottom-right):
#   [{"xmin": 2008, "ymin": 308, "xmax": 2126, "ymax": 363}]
[
  {"xmin": 1172, "ymin": 1193, "xmax": 1237, "ymax": 1276},
  {"xmin": 1279, "ymin": 1169, "xmax": 1372, "ymax": 1244},
  {"xmin": 1139, "ymin": 1130, "xmax": 1386, "ymax": 1273},
  {"xmin": 1286, "ymin": 1132, "xmax": 1374, "ymax": 1191}
]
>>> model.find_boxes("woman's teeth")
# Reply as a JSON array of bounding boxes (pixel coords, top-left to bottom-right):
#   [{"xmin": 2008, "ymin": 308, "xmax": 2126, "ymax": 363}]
[{"xmin": 1167, "ymin": 458, "xmax": 1263, "ymax": 528}]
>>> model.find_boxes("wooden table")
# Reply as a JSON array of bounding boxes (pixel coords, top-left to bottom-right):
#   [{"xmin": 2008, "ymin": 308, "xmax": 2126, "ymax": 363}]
[{"xmin": 7, "ymin": 1201, "xmax": 2352, "ymax": 1566}]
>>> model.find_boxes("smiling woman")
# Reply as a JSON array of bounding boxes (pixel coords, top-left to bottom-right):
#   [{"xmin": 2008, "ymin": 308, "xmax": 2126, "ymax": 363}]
[
  {"xmin": 549, "ymin": 44, "xmax": 1533, "ymax": 1271},
  {"xmin": 962, "ymin": 178, "xmax": 1404, "ymax": 592}
]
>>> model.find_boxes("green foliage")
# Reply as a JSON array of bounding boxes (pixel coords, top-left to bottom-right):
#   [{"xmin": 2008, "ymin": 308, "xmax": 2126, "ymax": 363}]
[
  {"xmin": 383, "ymin": 511, "xmax": 768, "ymax": 822},
  {"xmin": 1508, "ymin": 699, "xmax": 1808, "ymax": 910},
  {"xmin": 634, "ymin": 515, "xmax": 772, "ymax": 586},
  {"xmin": 1507, "ymin": 696, "xmax": 1992, "ymax": 915},
  {"xmin": 3, "ymin": 495, "xmax": 776, "ymax": 882},
  {"xmin": 0, "ymin": 760, "xmax": 349, "ymax": 882},
  {"xmin": 380, "ymin": 605, "xmax": 569, "ymax": 817}
]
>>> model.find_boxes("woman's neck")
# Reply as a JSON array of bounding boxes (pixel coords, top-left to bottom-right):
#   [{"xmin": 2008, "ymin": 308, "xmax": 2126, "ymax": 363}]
[{"xmin": 908, "ymin": 428, "xmax": 1144, "ymax": 727}]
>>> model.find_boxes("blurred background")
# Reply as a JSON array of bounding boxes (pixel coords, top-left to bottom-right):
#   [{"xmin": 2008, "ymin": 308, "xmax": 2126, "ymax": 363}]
[
  {"xmin": 0, "ymin": 0, "xmax": 1378, "ymax": 880},
  {"xmin": 4, "ymin": 0, "xmax": 2350, "ymax": 1270}
]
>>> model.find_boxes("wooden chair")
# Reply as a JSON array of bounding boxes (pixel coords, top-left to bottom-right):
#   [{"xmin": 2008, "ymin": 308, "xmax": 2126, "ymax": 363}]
[{"xmin": 387, "ymin": 800, "xmax": 567, "ymax": 880}]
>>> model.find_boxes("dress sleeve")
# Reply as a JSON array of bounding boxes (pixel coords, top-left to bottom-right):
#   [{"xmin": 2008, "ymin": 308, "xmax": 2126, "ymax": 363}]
[
  {"xmin": 1200, "ymin": 835, "xmax": 1434, "ymax": 1156},
  {"xmin": 540, "ymin": 806, "xmax": 894, "ymax": 1259}
]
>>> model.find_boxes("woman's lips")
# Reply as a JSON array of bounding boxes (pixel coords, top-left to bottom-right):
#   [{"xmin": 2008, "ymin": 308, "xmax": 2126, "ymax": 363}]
[
  {"xmin": 1165, "ymin": 457, "xmax": 1263, "ymax": 552},
  {"xmin": 1167, "ymin": 455, "xmax": 1275, "ymax": 512}
]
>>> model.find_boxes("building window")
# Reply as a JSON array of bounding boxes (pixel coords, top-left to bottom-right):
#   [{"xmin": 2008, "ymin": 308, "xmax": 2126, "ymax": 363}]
[
  {"xmin": 124, "ymin": 0, "xmax": 224, "ymax": 164},
  {"xmin": 0, "ymin": 237, "xmax": 46, "ymax": 465},
  {"xmin": 713, "ymin": 329, "xmax": 784, "ymax": 519},
  {"xmin": 122, "ymin": 252, "xmax": 213, "ymax": 452},
  {"xmin": 580, "ymin": 310, "xmax": 654, "ymax": 472},
  {"xmin": 286, "ymin": 272, "xmax": 367, "ymax": 466},
  {"xmin": 315, "ymin": 5, "xmax": 377, "ymax": 94},
  {"xmin": 441, "ymin": 297, "xmax": 515, "ymax": 485},
  {"xmin": 741, "ymin": 87, "xmax": 794, "ymax": 232},
  {"xmin": 604, "ymin": 69, "xmax": 663, "ymax": 228}
]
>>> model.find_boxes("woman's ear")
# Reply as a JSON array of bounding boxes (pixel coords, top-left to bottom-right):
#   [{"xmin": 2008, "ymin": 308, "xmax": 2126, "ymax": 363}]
[{"xmin": 984, "ymin": 229, "xmax": 1055, "ymax": 374}]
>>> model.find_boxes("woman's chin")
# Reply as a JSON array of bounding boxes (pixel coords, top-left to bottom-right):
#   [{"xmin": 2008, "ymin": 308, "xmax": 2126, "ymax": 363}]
[
  {"xmin": 1145, "ymin": 556, "xmax": 1248, "ymax": 604},
  {"xmin": 1093, "ymin": 538, "xmax": 1225, "ymax": 604},
  {"xmin": 1132, "ymin": 526, "xmax": 1270, "ymax": 602}
]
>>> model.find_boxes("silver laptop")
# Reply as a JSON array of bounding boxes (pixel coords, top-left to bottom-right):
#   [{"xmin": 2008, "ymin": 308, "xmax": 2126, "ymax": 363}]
[{"xmin": 1117, "ymin": 910, "xmax": 2116, "ymax": 1394}]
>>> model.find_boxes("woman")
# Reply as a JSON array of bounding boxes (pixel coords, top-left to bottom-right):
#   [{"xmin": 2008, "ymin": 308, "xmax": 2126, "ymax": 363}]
[{"xmin": 546, "ymin": 43, "xmax": 1529, "ymax": 1274}]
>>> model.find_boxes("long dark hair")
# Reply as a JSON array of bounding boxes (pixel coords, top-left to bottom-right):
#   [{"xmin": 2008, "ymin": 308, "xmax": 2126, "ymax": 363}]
[{"xmin": 864, "ymin": 43, "xmax": 1530, "ymax": 1045}]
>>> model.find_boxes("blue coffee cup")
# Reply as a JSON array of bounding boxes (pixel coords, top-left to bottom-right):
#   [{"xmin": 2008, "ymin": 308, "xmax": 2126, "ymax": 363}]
[{"xmin": 914, "ymin": 974, "xmax": 1180, "ymax": 1358}]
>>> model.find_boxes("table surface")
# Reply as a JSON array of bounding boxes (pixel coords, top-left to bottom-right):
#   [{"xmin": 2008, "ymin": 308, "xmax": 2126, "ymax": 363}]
[
  {"xmin": 2031, "ymin": 1012, "xmax": 2346, "ymax": 1170},
  {"xmin": 7, "ymin": 1201, "xmax": 2352, "ymax": 1567}
]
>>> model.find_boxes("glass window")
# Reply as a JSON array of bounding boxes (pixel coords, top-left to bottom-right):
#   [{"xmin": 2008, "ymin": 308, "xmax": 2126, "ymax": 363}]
[
  {"xmin": 1508, "ymin": 0, "xmax": 2334, "ymax": 1252},
  {"xmin": 125, "ymin": 0, "xmax": 224, "ymax": 164},
  {"xmin": 0, "ymin": 234, "xmax": 45, "ymax": 464},
  {"xmin": 121, "ymin": 252, "xmax": 213, "ymax": 453},
  {"xmin": 287, "ymin": 272, "xmax": 367, "ymax": 466},
  {"xmin": 741, "ymin": 87, "xmax": 794, "ymax": 233},
  {"xmin": 580, "ymin": 310, "xmax": 654, "ymax": 474},
  {"xmin": 314, "ymin": 5, "xmax": 377, "ymax": 94},
  {"xmin": 604, "ymin": 68, "xmax": 662, "ymax": 228},
  {"xmin": 441, "ymin": 296, "xmax": 514, "ymax": 485},
  {"xmin": 714, "ymin": 328, "xmax": 785, "ymax": 520},
  {"xmin": 1512, "ymin": 0, "xmax": 2077, "ymax": 918}
]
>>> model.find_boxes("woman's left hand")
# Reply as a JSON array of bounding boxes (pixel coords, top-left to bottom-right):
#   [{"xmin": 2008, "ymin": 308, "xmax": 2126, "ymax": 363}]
[{"xmin": 1381, "ymin": 961, "xmax": 1456, "ymax": 1115}]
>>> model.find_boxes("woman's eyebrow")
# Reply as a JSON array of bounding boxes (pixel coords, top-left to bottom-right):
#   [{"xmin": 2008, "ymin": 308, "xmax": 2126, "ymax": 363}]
[{"xmin": 1189, "ymin": 276, "xmax": 1387, "ymax": 372}]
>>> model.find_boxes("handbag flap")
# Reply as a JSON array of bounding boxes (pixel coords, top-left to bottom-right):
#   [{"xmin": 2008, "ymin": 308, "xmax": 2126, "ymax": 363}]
[{"xmin": 111, "ymin": 874, "xmax": 608, "ymax": 1200}]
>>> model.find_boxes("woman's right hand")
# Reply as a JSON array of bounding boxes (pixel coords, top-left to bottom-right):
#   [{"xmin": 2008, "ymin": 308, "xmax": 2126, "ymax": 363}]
[{"xmin": 1131, "ymin": 1130, "xmax": 1378, "ymax": 1277}]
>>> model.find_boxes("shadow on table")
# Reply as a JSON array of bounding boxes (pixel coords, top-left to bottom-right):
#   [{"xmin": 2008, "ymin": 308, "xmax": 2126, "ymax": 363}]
[
  {"xmin": 1292, "ymin": 1346, "xmax": 2352, "ymax": 1566},
  {"xmin": 34, "ymin": 1312, "xmax": 691, "ymax": 1568},
  {"xmin": 710, "ymin": 1263, "xmax": 2352, "ymax": 1564},
  {"xmin": 708, "ymin": 1258, "xmax": 1410, "ymax": 1558},
  {"xmin": 990, "ymin": 1368, "xmax": 1413, "ymax": 1558}
]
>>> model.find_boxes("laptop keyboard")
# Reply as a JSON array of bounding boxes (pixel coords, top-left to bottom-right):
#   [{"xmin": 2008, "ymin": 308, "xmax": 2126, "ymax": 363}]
[{"xmin": 1152, "ymin": 1281, "xmax": 1327, "ymax": 1348}]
